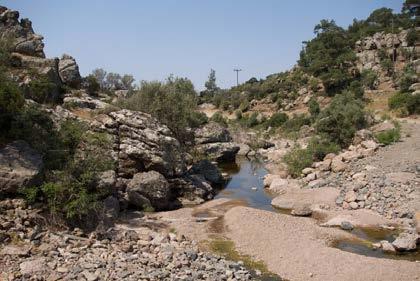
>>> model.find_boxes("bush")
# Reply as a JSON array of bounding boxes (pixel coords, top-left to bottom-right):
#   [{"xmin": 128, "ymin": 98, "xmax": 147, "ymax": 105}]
[
  {"xmin": 282, "ymin": 114, "xmax": 311, "ymax": 133},
  {"xmin": 85, "ymin": 75, "xmax": 100, "ymax": 96},
  {"xmin": 0, "ymin": 74, "xmax": 25, "ymax": 141},
  {"xmin": 245, "ymin": 112, "xmax": 259, "ymax": 128},
  {"xmin": 265, "ymin": 112, "xmax": 288, "ymax": 128},
  {"xmin": 308, "ymin": 97, "xmax": 320, "ymax": 117},
  {"xmin": 315, "ymin": 92, "xmax": 366, "ymax": 147},
  {"xmin": 307, "ymin": 136, "xmax": 340, "ymax": 161},
  {"xmin": 388, "ymin": 92, "xmax": 420, "ymax": 116},
  {"xmin": 361, "ymin": 69, "xmax": 378, "ymax": 90},
  {"xmin": 398, "ymin": 66, "xmax": 417, "ymax": 92},
  {"xmin": 188, "ymin": 111, "xmax": 208, "ymax": 128},
  {"xmin": 375, "ymin": 128, "xmax": 400, "ymax": 145},
  {"xmin": 22, "ymin": 129, "xmax": 115, "ymax": 223},
  {"xmin": 406, "ymin": 28, "xmax": 418, "ymax": 46},
  {"xmin": 210, "ymin": 111, "xmax": 227, "ymax": 127},
  {"xmin": 348, "ymin": 80, "xmax": 364, "ymax": 99},
  {"xmin": 26, "ymin": 75, "xmax": 58, "ymax": 104},
  {"xmin": 283, "ymin": 146, "xmax": 313, "ymax": 178},
  {"xmin": 117, "ymin": 76, "xmax": 199, "ymax": 144}
]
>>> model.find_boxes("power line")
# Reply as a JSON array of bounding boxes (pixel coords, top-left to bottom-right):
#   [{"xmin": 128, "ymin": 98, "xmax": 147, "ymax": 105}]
[{"xmin": 233, "ymin": 69, "xmax": 242, "ymax": 86}]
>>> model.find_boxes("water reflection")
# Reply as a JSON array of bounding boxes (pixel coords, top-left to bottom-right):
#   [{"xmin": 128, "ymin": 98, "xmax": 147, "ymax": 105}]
[{"xmin": 216, "ymin": 157, "xmax": 275, "ymax": 211}]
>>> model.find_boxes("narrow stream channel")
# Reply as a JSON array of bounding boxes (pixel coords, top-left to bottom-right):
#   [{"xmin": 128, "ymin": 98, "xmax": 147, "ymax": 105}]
[
  {"xmin": 216, "ymin": 157, "xmax": 420, "ymax": 262},
  {"xmin": 216, "ymin": 157, "xmax": 274, "ymax": 211}
]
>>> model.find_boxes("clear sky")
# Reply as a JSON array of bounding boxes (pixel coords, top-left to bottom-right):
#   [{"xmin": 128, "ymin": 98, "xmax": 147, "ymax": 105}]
[{"xmin": 2, "ymin": 0, "xmax": 403, "ymax": 90}]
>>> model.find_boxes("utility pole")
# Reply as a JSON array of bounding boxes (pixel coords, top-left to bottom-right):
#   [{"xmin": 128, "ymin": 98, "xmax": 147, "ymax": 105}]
[{"xmin": 233, "ymin": 69, "xmax": 242, "ymax": 86}]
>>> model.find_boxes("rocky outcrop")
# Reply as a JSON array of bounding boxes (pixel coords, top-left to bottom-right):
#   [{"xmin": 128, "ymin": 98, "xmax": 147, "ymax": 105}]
[
  {"xmin": 194, "ymin": 122, "xmax": 239, "ymax": 162},
  {"xmin": 108, "ymin": 110, "xmax": 187, "ymax": 178},
  {"xmin": 0, "ymin": 141, "xmax": 43, "ymax": 194},
  {"xmin": 0, "ymin": 6, "xmax": 44, "ymax": 57},
  {"xmin": 0, "ymin": 6, "xmax": 81, "ymax": 92},
  {"xmin": 355, "ymin": 29, "xmax": 419, "ymax": 87},
  {"xmin": 58, "ymin": 54, "xmax": 81, "ymax": 88},
  {"xmin": 63, "ymin": 91, "xmax": 108, "ymax": 110},
  {"xmin": 92, "ymin": 109, "xmax": 220, "ymax": 210}
]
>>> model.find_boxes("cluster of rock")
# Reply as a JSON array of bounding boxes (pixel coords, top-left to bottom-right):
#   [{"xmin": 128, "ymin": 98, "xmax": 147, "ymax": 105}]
[
  {"xmin": 373, "ymin": 231, "xmax": 420, "ymax": 253},
  {"xmin": 194, "ymin": 122, "xmax": 240, "ymax": 162},
  {"xmin": 0, "ymin": 199, "xmax": 254, "ymax": 281},
  {"xmin": 0, "ymin": 6, "xmax": 81, "ymax": 100},
  {"xmin": 355, "ymin": 29, "xmax": 419, "ymax": 86}
]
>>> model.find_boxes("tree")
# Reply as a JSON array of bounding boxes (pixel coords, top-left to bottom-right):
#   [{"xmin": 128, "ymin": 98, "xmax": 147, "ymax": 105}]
[
  {"xmin": 85, "ymin": 75, "xmax": 100, "ymax": 96},
  {"xmin": 299, "ymin": 20, "xmax": 356, "ymax": 95},
  {"xmin": 402, "ymin": 0, "xmax": 420, "ymax": 16},
  {"xmin": 204, "ymin": 69, "xmax": 219, "ymax": 95},
  {"xmin": 105, "ymin": 72, "xmax": 122, "ymax": 90},
  {"xmin": 91, "ymin": 68, "xmax": 107, "ymax": 89},
  {"xmin": 367, "ymin": 8, "xmax": 394, "ymax": 28},
  {"xmin": 121, "ymin": 74, "xmax": 135, "ymax": 90}
]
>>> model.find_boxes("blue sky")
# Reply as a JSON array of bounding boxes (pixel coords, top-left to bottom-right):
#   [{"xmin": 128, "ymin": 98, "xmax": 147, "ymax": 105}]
[{"xmin": 3, "ymin": 0, "xmax": 403, "ymax": 90}]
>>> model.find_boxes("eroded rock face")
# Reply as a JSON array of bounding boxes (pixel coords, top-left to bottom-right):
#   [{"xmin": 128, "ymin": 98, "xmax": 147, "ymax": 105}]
[
  {"xmin": 0, "ymin": 6, "xmax": 81, "ymax": 91},
  {"xmin": 0, "ymin": 141, "xmax": 43, "ymax": 194},
  {"xmin": 0, "ymin": 6, "xmax": 45, "ymax": 57},
  {"xmin": 194, "ymin": 122, "xmax": 239, "ymax": 162},
  {"xmin": 58, "ymin": 54, "xmax": 81, "ymax": 88},
  {"xmin": 91, "ymin": 109, "xmax": 218, "ymax": 210},
  {"xmin": 108, "ymin": 110, "xmax": 187, "ymax": 178}
]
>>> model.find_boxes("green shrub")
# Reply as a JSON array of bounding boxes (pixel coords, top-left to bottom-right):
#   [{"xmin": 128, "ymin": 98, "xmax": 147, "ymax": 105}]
[
  {"xmin": 0, "ymin": 75, "xmax": 25, "ymax": 141},
  {"xmin": 361, "ymin": 69, "xmax": 378, "ymax": 90},
  {"xmin": 117, "ymin": 76, "xmax": 199, "ymax": 144},
  {"xmin": 406, "ymin": 28, "xmax": 418, "ymax": 46},
  {"xmin": 375, "ymin": 128, "xmax": 400, "ymax": 145},
  {"xmin": 307, "ymin": 136, "xmax": 340, "ymax": 161},
  {"xmin": 188, "ymin": 111, "xmax": 208, "ymax": 128},
  {"xmin": 388, "ymin": 92, "xmax": 420, "ymax": 116},
  {"xmin": 86, "ymin": 75, "xmax": 100, "ymax": 96},
  {"xmin": 398, "ymin": 66, "xmax": 417, "ymax": 92},
  {"xmin": 235, "ymin": 110, "xmax": 242, "ymax": 120},
  {"xmin": 26, "ymin": 75, "xmax": 58, "ymax": 103},
  {"xmin": 282, "ymin": 114, "xmax": 311, "ymax": 133},
  {"xmin": 308, "ymin": 97, "xmax": 320, "ymax": 117},
  {"xmin": 348, "ymin": 80, "xmax": 364, "ymax": 99},
  {"xmin": 283, "ymin": 146, "xmax": 313, "ymax": 178},
  {"xmin": 245, "ymin": 112, "xmax": 259, "ymax": 128},
  {"xmin": 265, "ymin": 112, "xmax": 288, "ymax": 128},
  {"xmin": 210, "ymin": 111, "xmax": 227, "ymax": 127},
  {"xmin": 315, "ymin": 92, "xmax": 366, "ymax": 147}
]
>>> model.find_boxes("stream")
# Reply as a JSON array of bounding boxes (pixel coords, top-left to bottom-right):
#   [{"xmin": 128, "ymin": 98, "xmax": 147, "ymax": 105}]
[{"xmin": 215, "ymin": 157, "xmax": 420, "ymax": 262}]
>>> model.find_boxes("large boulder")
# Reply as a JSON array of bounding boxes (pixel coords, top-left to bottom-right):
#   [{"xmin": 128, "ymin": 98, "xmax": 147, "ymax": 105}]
[
  {"xmin": 189, "ymin": 160, "xmax": 223, "ymax": 185},
  {"xmin": 194, "ymin": 122, "xmax": 231, "ymax": 144},
  {"xmin": 58, "ymin": 54, "xmax": 81, "ymax": 88},
  {"xmin": 195, "ymin": 142, "xmax": 240, "ymax": 163},
  {"xmin": 127, "ymin": 171, "xmax": 172, "ymax": 210},
  {"xmin": 107, "ymin": 110, "xmax": 187, "ymax": 178},
  {"xmin": 392, "ymin": 232, "xmax": 419, "ymax": 252},
  {"xmin": 169, "ymin": 175, "xmax": 214, "ymax": 206},
  {"xmin": 0, "ymin": 141, "xmax": 43, "ymax": 194}
]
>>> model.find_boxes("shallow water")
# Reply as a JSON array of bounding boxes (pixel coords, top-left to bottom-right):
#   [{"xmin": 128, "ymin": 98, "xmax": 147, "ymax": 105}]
[
  {"xmin": 215, "ymin": 157, "xmax": 419, "ymax": 262},
  {"xmin": 216, "ymin": 157, "xmax": 275, "ymax": 211}
]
